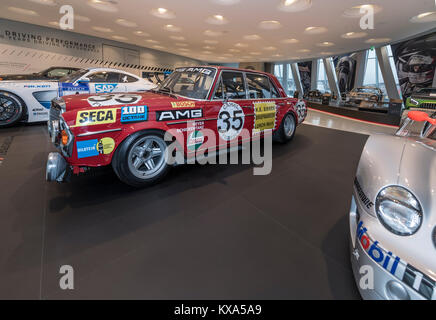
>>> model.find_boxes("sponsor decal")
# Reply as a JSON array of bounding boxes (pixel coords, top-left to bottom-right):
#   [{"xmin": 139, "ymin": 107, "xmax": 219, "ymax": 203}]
[
  {"xmin": 295, "ymin": 100, "xmax": 307, "ymax": 123},
  {"xmin": 156, "ymin": 109, "xmax": 203, "ymax": 121},
  {"xmin": 357, "ymin": 221, "xmax": 436, "ymax": 300},
  {"xmin": 23, "ymin": 84, "xmax": 51, "ymax": 88},
  {"xmin": 354, "ymin": 178, "xmax": 374, "ymax": 209},
  {"xmin": 171, "ymin": 101, "xmax": 196, "ymax": 108},
  {"xmin": 187, "ymin": 131, "xmax": 204, "ymax": 151},
  {"xmin": 75, "ymin": 108, "xmax": 116, "ymax": 126},
  {"xmin": 87, "ymin": 94, "xmax": 142, "ymax": 107},
  {"xmin": 176, "ymin": 121, "xmax": 204, "ymax": 133},
  {"xmin": 121, "ymin": 105, "xmax": 147, "ymax": 123},
  {"xmin": 175, "ymin": 67, "xmax": 213, "ymax": 75},
  {"xmin": 253, "ymin": 101, "xmax": 276, "ymax": 132},
  {"xmin": 95, "ymin": 83, "xmax": 118, "ymax": 93},
  {"xmin": 76, "ymin": 137, "xmax": 115, "ymax": 159},
  {"xmin": 217, "ymin": 102, "xmax": 245, "ymax": 141}
]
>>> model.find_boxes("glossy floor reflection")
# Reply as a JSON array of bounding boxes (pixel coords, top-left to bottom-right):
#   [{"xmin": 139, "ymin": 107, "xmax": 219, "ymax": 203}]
[{"xmin": 305, "ymin": 108, "xmax": 397, "ymax": 136}]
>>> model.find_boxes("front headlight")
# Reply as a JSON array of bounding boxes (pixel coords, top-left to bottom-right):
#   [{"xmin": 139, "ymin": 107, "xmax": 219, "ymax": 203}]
[{"xmin": 376, "ymin": 186, "xmax": 422, "ymax": 236}]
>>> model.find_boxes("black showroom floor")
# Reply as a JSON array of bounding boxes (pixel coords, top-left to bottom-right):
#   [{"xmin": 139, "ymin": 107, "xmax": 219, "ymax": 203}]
[{"xmin": 0, "ymin": 123, "xmax": 367, "ymax": 299}]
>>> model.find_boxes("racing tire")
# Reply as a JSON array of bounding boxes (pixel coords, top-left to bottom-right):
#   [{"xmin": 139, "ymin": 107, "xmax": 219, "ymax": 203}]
[
  {"xmin": 112, "ymin": 130, "xmax": 171, "ymax": 187},
  {"xmin": 273, "ymin": 113, "xmax": 296, "ymax": 144},
  {"xmin": 0, "ymin": 91, "xmax": 26, "ymax": 127}
]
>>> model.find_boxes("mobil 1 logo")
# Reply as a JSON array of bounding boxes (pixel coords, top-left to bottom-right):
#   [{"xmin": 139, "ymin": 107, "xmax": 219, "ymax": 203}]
[{"xmin": 217, "ymin": 102, "xmax": 245, "ymax": 141}]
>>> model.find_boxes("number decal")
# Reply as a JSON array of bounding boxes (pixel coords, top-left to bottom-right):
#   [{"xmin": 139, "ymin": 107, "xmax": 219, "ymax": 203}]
[
  {"xmin": 87, "ymin": 94, "xmax": 142, "ymax": 107},
  {"xmin": 217, "ymin": 102, "xmax": 245, "ymax": 141}
]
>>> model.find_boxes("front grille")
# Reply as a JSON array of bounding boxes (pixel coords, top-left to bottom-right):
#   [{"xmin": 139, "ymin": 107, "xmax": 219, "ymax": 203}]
[{"xmin": 420, "ymin": 102, "xmax": 436, "ymax": 110}]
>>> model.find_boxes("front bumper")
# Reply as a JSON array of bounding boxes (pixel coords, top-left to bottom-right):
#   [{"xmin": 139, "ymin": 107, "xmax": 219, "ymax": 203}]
[
  {"xmin": 349, "ymin": 195, "xmax": 431, "ymax": 300},
  {"xmin": 46, "ymin": 152, "xmax": 69, "ymax": 183}
]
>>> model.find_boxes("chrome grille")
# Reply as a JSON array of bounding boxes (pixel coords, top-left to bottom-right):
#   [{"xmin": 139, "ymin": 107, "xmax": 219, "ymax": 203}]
[{"xmin": 420, "ymin": 102, "xmax": 436, "ymax": 110}]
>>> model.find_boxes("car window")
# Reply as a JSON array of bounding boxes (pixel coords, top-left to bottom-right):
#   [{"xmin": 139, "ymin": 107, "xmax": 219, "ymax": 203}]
[
  {"xmin": 120, "ymin": 74, "xmax": 138, "ymax": 83},
  {"xmin": 46, "ymin": 68, "xmax": 74, "ymax": 78},
  {"xmin": 246, "ymin": 74, "xmax": 271, "ymax": 99},
  {"xmin": 221, "ymin": 71, "xmax": 246, "ymax": 100},
  {"xmin": 270, "ymin": 80, "xmax": 281, "ymax": 98},
  {"xmin": 87, "ymin": 72, "xmax": 121, "ymax": 83},
  {"xmin": 213, "ymin": 77, "xmax": 224, "ymax": 100}
]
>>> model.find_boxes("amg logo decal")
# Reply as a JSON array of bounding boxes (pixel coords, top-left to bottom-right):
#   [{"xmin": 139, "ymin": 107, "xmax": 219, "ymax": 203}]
[
  {"xmin": 156, "ymin": 109, "xmax": 203, "ymax": 121},
  {"xmin": 354, "ymin": 178, "xmax": 374, "ymax": 209}
]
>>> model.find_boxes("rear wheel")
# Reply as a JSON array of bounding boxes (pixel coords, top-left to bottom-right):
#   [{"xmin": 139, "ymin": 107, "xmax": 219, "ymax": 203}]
[
  {"xmin": 112, "ymin": 131, "xmax": 170, "ymax": 187},
  {"xmin": 274, "ymin": 113, "xmax": 296, "ymax": 143},
  {"xmin": 0, "ymin": 92, "xmax": 25, "ymax": 127}
]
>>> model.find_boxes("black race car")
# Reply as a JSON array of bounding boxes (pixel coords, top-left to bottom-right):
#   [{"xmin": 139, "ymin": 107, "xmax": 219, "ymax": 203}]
[{"xmin": 0, "ymin": 66, "xmax": 80, "ymax": 81}]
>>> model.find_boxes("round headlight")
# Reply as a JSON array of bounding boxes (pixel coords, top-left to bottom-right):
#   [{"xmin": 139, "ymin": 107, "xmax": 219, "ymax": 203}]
[{"xmin": 375, "ymin": 186, "xmax": 422, "ymax": 236}]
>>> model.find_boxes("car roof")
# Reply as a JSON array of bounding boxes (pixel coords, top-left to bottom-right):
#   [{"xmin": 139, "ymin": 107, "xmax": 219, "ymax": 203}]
[
  {"xmin": 85, "ymin": 67, "xmax": 140, "ymax": 78},
  {"xmin": 181, "ymin": 65, "xmax": 274, "ymax": 77}
]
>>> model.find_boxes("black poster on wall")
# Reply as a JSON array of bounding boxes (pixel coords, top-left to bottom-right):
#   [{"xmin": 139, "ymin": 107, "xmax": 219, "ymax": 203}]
[
  {"xmin": 334, "ymin": 53, "xmax": 357, "ymax": 94},
  {"xmin": 391, "ymin": 31, "xmax": 436, "ymax": 99},
  {"xmin": 298, "ymin": 61, "xmax": 312, "ymax": 93}
]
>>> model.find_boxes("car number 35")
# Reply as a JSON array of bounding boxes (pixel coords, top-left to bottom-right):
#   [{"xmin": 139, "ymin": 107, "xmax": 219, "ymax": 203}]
[{"xmin": 217, "ymin": 102, "xmax": 245, "ymax": 141}]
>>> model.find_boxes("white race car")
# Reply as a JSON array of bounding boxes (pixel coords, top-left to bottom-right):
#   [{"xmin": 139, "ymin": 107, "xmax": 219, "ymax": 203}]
[{"xmin": 0, "ymin": 67, "xmax": 156, "ymax": 127}]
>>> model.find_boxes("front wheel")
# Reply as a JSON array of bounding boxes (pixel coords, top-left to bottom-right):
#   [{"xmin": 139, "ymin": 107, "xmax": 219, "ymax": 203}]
[
  {"xmin": 112, "ymin": 131, "xmax": 170, "ymax": 187},
  {"xmin": 274, "ymin": 113, "xmax": 296, "ymax": 144},
  {"xmin": 0, "ymin": 91, "xmax": 25, "ymax": 127}
]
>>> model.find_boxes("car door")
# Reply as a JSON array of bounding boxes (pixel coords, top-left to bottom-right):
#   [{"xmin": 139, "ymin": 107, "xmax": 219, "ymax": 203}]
[
  {"xmin": 86, "ymin": 71, "xmax": 127, "ymax": 94},
  {"xmin": 203, "ymin": 70, "xmax": 254, "ymax": 151}
]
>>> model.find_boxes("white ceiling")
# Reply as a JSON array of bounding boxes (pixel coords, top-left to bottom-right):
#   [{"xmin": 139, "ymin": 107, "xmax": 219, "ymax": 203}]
[{"xmin": 0, "ymin": 0, "xmax": 435, "ymax": 63}]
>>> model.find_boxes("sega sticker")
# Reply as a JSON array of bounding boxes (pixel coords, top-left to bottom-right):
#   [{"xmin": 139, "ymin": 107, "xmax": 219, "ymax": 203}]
[
  {"xmin": 95, "ymin": 84, "xmax": 118, "ymax": 93},
  {"xmin": 76, "ymin": 138, "xmax": 115, "ymax": 158},
  {"xmin": 121, "ymin": 105, "xmax": 147, "ymax": 123}
]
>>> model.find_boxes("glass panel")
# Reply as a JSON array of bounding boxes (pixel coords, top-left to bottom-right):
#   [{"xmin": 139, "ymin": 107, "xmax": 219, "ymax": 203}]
[
  {"xmin": 286, "ymin": 64, "xmax": 296, "ymax": 96},
  {"xmin": 317, "ymin": 59, "xmax": 330, "ymax": 92},
  {"xmin": 221, "ymin": 71, "xmax": 247, "ymax": 99},
  {"xmin": 246, "ymin": 74, "xmax": 271, "ymax": 99}
]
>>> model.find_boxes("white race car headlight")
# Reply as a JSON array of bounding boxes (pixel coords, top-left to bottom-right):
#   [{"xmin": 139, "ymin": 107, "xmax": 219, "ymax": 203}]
[{"xmin": 375, "ymin": 186, "xmax": 422, "ymax": 236}]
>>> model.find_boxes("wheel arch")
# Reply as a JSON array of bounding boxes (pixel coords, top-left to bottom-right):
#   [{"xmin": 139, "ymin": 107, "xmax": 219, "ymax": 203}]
[{"xmin": 0, "ymin": 89, "xmax": 29, "ymax": 120}]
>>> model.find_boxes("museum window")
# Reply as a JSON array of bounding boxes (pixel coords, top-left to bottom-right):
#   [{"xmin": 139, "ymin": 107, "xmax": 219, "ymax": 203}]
[
  {"xmin": 316, "ymin": 59, "xmax": 330, "ymax": 92},
  {"xmin": 286, "ymin": 64, "xmax": 297, "ymax": 96},
  {"xmin": 274, "ymin": 63, "xmax": 284, "ymax": 87}
]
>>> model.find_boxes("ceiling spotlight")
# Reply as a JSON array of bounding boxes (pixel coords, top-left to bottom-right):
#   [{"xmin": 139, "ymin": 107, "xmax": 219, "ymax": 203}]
[
  {"xmin": 341, "ymin": 32, "xmax": 367, "ymax": 39},
  {"xmin": 203, "ymin": 46, "xmax": 216, "ymax": 50},
  {"xmin": 170, "ymin": 35, "xmax": 185, "ymax": 41},
  {"xmin": 250, "ymin": 52, "xmax": 261, "ymax": 55},
  {"xmin": 258, "ymin": 20, "xmax": 282, "ymax": 30},
  {"xmin": 264, "ymin": 46, "xmax": 277, "ymax": 51},
  {"xmin": 281, "ymin": 38, "xmax": 299, "ymax": 44},
  {"xmin": 210, "ymin": 0, "xmax": 240, "ymax": 5},
  {"xmin": 204, "ymin": 39, "xmax": 219, "ymax": 44},
  {"xmin": 8, "ymin": 6, "xmax": 38, "ymax": 16},
  {"xmin": 112, "ymin": 35, "xmax": 128, "ymax": 41},
  {"xmin": 297, "ymin": 49, "xmax": 311, "ymax": 53},
  {"xmin": 320, "ymin": 52, "xmax": 333, "ymax": 55},
  {"xmin": 278, "ymin": 0, "xmax": 312, "ymax": 12},
  {"xmin": 410, "ymin": 11, "xmax": 436, "ymax": 23},
  {"xmin": 228, "ymin": 48, "xmax": 241, "ymax": 53},
  {"xmin": 28, "ymin": 0, "xmax": 56, "ymax": 6},
  {"xmin": 92, "ymin": 26, "xmax": 113, "ymax": 32},
  {"xmin": 317, "ymin": 41, "xmax": 334, "ymax": 47},
  {"xmin": 235, "ymin": 42, "xmax": 248, "ymax": 47},
  {"xmin": 365, "ymin": 38, "xmax": 391, "ymax": 44},
  {"xmin": 134, "ymin": 31, "xmax": 150, "ymax": 37},
  {"xmin": 202, "ymin": 51, "xmax": 213, "ymax": 54},
  {"xmin": 343, "ymin": 4, "xmax": 382, "ymax": 18},
  {"xmin": 153, "ymin": 45, "xmax": 165, "ymax": 50},
  {"xmin": 48, "ymin": 21, "xmax": 60, "ymax": 27},
  {"xmin": 175, "ymin": 43, "xmax": 188, "ymax": 47},
  {"xmin": 75, "ymin": 15, "xmax": 91, "ymax": 22},
  {"xmin": 304, "ymin": 26, "xmax": 327, "ymax": 35},
  {"xmin": 164, "ymin": 24, "xmax": 181, "ymax": 32},
  {"xmin": 87, "ymin": 0, "xmax": 118, "ymax": 13},
  {"xmin": 116, "ymin": 19, "xmax": 137, "ymax": 28},
  {"xmin": 204, "ymin": 30, "xmax": 224, "ymax": 37},
  {"xmin": 145, "ymin": 39, "xmax": 159, "ymax": 44},
  {"xmin": 244, "ymin": 34, "xmax": 261, "ymax": 40},
  {"xmin": 206, "ymin": 14, "xmax": 228, "ymax": 25},
  {"xmin": 150, "ymin": 7, "xmax": 175, "ymax": 19}
]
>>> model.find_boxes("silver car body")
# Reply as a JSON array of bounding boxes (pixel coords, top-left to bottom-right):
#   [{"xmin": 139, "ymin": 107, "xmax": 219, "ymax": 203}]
[{"xmin": 350, "ymin": 113, "xmax": 436, "ymax": 300}]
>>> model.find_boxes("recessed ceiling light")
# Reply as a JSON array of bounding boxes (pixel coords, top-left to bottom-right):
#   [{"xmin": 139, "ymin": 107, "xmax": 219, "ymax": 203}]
[
  {"xmin": 153, "ymin": 45, "xmax": 165, "ymax": 50},
  {"xmin": 164, "ymin": 24, "xmax": 182, "ymax": 32},
  {"xmin": 258, "ymin": 20, "xmax": 282, "ymax": 30},
  {"xmin": 87, "ymin": 0, "xmax": 118, "ymax": 13},
  {"xmin": 229, "ymin": 48, "xmax": 241, "ymax": 53},
  {"xmin": 48, "ymin": 21, "xmax": 59, "ymax": 27},
  {"xmin": 297, "ymin": 49, "xmax": 311, "ymax": 53},
  {"xmin": 410, "ymin": 11, "xmax": 436, "ymax": 23},
  {"xmin": 75, "ymin": 15, "xmax": 91, "ymax": 22},
  {"xmin": 204, "ymin": 30, "xmax": 224, "ymax": 37},
  {"xmin": 343, "ymin": 4, "xmax": 382, "ymax": 18},
  {"xmin": 116, "ymin": 19, "xmax": 137, "ymax": 28},
  {"xmin": 150, "ymin": 7, "xmax": 175, "ymax": 19},
  {"xmin": 278, "ymin": 0, "xmax": 312, "ymax": 12},
  {"xmin": 203, "ymin": 46, "xmax": 216, "ymax": 50},
  {"xmin": 320, "ymin": 51, "xmax": 333, "ymax": 55},
  {"xmin": 317, "ymin": 41, "xmax": 334, "ymax": 47},
  {"xmin": 92, "ymin": 26, "xmax": 113, "ymax": 32},
  {"xmin": 204, "ymin": 39, "xmax": 219, "ymax": 44},
  {"xmin": 264, "ymin": 46, "xmax": 277, "ymax": 51},
  {"xmin": 223, "ymin": 53, "xmax": 233, "ymax": 56},
  {"xmin": 145, "ymin": 39, "xmax": 159, "ymax": 44},
  {"xmin": 210, "ymin": 0, "xmax": 240, "ymax": 5},
  {"xmin": 206, "ymin": 14, "xmax": 228, "ymax": 25},
  {"xmin": 112, "ymin": 35, "xmax": 128, "ymax": 41},
  {"xmin": 235, "ymin": 42, "xmax": 248, "ymax": 47},
  {"xmin": 175, "ymin": 43, "xmax": 188, "ymax": 47},
  {"xmin": 28, "ymin": 0, "xmax": 56, "ymax": 6},
  {"xmin": 202, "ymin": 51, "xmax": 213, "ymax": 54},
  {"xmin": 365, "ymin": 38, "xmax": 391, "ymax": 44},
  {"xmin": 272, "ymin": 54, "xmax": 283, "ymax": 57},
  {"xmin": 341, "ymin": 31, "xmax": 367, "ymax": 39},
  {"xmin": 170, "ymin": 35, "xmax": 185, "ymax": 41},
  {"xmin": 304, "ymin": 26, "xmax": 327, "ymax": 35},
  {"xmin": 179, "ymin": 48, "xmax": 190, "ymax": 51},
  {"xmin": 281, "ymin": 38, "xmax": 299, "ymax": 44},
  {"xmin": 244, "ymin": 34, "xmax": 261, "ymax": 40},
  {"xmin": 8, "ymin": 6, "xmax": 38, "ymax": 16},
  {"xmin": 134, "ymin": 31, "xmax": 150, "ymax": 37},
  {"xmin": 250, "ymin": 52, "xmax": 261, "ymax": 55}
]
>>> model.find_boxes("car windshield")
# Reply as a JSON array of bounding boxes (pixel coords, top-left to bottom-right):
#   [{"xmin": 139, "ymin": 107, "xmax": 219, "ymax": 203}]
[
  {"xmin": 156, "ymin": 67, "xmax": 216, "ymax": 99},
  {"xmin": 59, "ymin": 69, "xmax": 88, "ymax": 83},
  {"xmin": 355, "ymin": 88, "xmax": 377, "ymax": 94}
]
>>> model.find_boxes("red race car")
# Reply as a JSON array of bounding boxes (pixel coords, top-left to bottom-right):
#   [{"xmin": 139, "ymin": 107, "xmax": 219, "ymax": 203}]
[{"xmin": 46, "ymin": 66, "xmax": 307, "ymax": 187}]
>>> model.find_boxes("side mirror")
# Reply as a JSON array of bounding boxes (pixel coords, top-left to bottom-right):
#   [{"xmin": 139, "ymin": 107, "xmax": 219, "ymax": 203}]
[
  {"xmin": 77, "ymin": 77, "xmax": 90, "ymax": 84},
  {"xmin": 408, "ymin": 111, "xmax": 436, "ymax": 125}
]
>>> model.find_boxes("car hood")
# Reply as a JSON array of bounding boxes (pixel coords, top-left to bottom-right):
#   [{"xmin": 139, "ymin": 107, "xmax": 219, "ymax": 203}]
[{"xmin": 356, "ymin": 134, "xmax": 436, "ymax": 279}]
